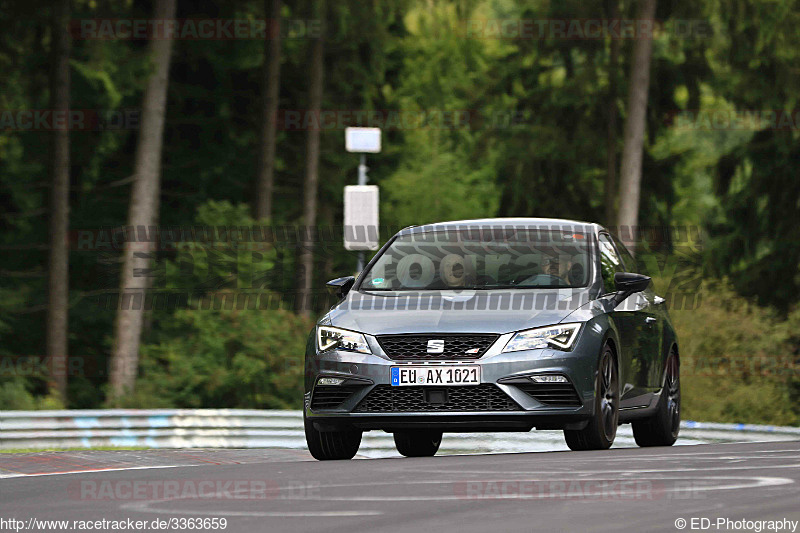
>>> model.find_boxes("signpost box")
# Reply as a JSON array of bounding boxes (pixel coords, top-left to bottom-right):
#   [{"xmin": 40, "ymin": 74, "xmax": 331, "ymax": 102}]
[
  {"xmin": 343, "ymin": 185, "xmax": 379, "ymax": 252},
  {"xmin": 344, "ymin": 127, "xmax": 381, "ymax": 272}
]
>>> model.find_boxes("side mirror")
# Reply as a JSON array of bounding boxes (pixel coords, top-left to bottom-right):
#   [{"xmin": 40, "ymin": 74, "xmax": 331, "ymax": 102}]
[
  {"xmin": 326, "ymin": 276, "xmax": 355, "ymax": 299},
  {"xmin": 612, "ymin": 272, "xmax": 651, "ymax": 306}
]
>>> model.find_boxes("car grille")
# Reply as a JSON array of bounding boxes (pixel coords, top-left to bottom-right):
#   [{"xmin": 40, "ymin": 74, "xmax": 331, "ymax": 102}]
[
  {"xmin": 376, "ymin": 334, "xmax": 499, "ymax": 360},
  {"xmin": 310, "ymin": 385, "xmax": 363, "ymax": 410},
  {"xmin": 354, "ymin": 385, "xmax": 521, "ymax": 412},
  {"xmin": 514, "ymin": 383, "xmax": 582, "ymax": 407}
]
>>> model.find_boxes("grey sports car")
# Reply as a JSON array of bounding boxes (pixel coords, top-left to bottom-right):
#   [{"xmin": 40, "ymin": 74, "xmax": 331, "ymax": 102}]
[{"xmin": 304, "ymin": 218, "xmax": 680, "ymax": 460}]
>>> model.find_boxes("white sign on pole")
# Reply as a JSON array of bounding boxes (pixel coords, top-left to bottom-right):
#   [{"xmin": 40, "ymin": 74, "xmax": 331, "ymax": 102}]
[
  {"xmin": 344, "ymin": 185, "xmax": 379, "ymax": 251},
  {"xmin": 345, "ymin": 127, "xmax": 381, "ymax": 153}
]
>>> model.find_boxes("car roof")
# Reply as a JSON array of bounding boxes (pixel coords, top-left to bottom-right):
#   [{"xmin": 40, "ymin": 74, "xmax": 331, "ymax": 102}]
[{"xmin": 397, "ymin": 217, "xmax": 598, "ymax": 236}]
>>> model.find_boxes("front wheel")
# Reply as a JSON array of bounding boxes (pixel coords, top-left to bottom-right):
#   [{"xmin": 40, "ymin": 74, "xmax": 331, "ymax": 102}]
[
  {"xmin": 564, "ymin": 343, "xmax": 619, "ymax": 451},
  {"xmin": 304, "ymin": 414, "xmax": 362, "ymax": 460},
  {"xmin": 394, "ymin": 430, "xmax": 442, "ymax": 457},
  {"xmin": 633, "ymin": 349, "xmax": 680, "ymax": 447}
]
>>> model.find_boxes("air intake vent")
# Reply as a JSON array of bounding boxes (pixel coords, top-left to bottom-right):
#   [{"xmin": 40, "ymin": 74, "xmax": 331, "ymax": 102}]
[
  {"xmin": 515, "ymin": 383, "xmax": 582, "ymax": 407},
  {"xmin": 310, "ymin": 385, "xmax": 363, "ymax": 410},
  {"xmin": 354, "ymin": 384, "xmax": 521, "ymax": 412}
]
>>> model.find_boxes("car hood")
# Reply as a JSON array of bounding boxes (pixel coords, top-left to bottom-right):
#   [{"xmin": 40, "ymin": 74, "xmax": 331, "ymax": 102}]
[{"xmin": 326, "ymin": 289, "xmax": 591, "ymax": 335}]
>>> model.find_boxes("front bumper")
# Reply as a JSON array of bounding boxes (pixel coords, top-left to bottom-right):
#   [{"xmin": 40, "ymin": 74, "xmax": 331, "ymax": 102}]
[{"xmin": 304, "ymin": 325, "xmax": 605, "ymax": 432}]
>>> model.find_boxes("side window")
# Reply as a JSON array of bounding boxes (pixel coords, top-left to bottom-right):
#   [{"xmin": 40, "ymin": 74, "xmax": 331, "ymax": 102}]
[
  {"xmin": 598, "ymin": 234, "xmax": 623, "ymax": 294},
  {"xmin": 610, "ymin": 233, "xmax": 653, "ymax": 296},
  {"xmin": 610, "ymin": 234, "xmax": 638, "ymax": 273}
]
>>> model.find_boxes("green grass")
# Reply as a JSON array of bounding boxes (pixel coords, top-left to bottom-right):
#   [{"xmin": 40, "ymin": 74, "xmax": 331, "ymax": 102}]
[{"xmin": 659, "ymin": 276, "xmax": 800, "ymax": 426}]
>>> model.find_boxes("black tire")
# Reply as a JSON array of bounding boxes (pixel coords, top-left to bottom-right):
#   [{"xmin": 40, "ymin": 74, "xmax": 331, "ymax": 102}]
[
  {"xmin": 304, "ymin": 414, "xmax": 362, "ymax": 460},
  {"xmin": 633, "ymin": 349, "xmax": 680, "ymax": 447},
  {"xmin": 564, "ymin": 342, "xmax": 619, "ymax": 451},
  {"xmin": 393, "ymin": 430, "xmax": 442, "ymax": 457}
]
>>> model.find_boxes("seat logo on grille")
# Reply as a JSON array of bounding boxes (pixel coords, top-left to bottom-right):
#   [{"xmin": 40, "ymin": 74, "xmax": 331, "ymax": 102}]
[{"xmin": 426, "ymin": 339, "xmax": 445, "ymax": 353}]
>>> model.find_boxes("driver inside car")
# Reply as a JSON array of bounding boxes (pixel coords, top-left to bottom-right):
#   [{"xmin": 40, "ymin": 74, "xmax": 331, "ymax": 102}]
[{"xmin": 514, "ymin": 255, "xmax": 572, "ymax": 286}]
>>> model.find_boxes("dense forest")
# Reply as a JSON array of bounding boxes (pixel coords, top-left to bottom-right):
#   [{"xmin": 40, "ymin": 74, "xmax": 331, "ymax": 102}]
[{"xmin": 0, "ymin": 0, "xmax": 798, "ymax": 424}]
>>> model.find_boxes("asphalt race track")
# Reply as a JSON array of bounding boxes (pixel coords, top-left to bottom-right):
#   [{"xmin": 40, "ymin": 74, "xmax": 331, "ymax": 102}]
[{"xmin": 1, "ymin": 441, "xmax": 799, "ymax": 533}]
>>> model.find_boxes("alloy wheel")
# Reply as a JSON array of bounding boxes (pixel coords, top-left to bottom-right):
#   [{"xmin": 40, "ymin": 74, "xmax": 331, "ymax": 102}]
[{"xmin": 599, "ymin": 349, "xmax": 619, "ymax": 442}]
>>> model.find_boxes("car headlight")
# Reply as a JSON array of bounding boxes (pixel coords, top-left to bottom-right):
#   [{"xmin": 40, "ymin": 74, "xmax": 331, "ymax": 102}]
[
  {"xmin": 316, "ymin": 326, "xmax": 371, "ymax": 354},
  {"xmin": 502, "ymin": 323, "xmax": 582, "ymax": 353}
]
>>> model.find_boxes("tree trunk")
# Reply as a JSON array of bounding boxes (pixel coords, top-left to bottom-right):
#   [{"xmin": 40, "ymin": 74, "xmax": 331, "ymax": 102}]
[
  {"xmin": 604, "ymin": 0, "xmax": 620, "ymax": 227},
  {"xmin": 46, "ymin": 0, "xmax": 71, "ymax": 403},
  {"xmin": 254, "ymin": 0, "xmax": 283, "ymax": 221},
  {"xmin": 108, "ymin": 0, "xmax": 177, "ymax": 400},
  {"xmin": 616, "ymin": 0, "xmax": 657, "ymax": 253},
  {"xmin": 295, "ymin": 1, "xmax": 325, "ymax": 317}
]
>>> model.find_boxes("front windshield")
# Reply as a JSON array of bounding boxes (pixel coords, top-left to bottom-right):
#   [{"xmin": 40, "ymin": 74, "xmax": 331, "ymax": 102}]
[{"xmin": 360, "ymin": 227, "xmax": 591, "ymax": 291}]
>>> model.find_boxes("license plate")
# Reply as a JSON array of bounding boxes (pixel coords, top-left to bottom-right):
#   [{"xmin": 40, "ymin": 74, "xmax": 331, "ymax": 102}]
[{"xmin": 391, "ymin": 365, "xmax": 480, "ymax": 386}]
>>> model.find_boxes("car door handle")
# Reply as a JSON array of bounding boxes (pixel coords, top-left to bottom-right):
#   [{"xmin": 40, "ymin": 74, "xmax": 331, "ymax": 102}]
[{"xmin": 645, "ymin": 316, "xmax": 657, "ymax": 324}]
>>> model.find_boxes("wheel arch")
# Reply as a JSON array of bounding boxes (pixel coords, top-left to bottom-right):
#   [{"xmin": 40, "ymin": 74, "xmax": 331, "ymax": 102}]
[
  {"xmin": 601, "ymin": 327, "xmax": 620, "ymax": 370},
  {"xmin": 659, "ymin": 342, "xmax": 680, "ymax": 389}
]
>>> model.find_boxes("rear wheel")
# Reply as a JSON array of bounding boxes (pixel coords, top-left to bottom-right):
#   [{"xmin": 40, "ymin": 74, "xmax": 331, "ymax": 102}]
[
  {"xmin": 304, "ymin": 414, "xmax": 362, "ymax": 460},
  {"xmin": 564, "ymin": 343, "xmax": 619, "ymax": 451},
  {"xmin": 394, "ymin": 430, "xmax": 442, "ymax": 457},
  {"xmin": 633, "ymin": 349, "xmax": 680, "ymax": 447}
]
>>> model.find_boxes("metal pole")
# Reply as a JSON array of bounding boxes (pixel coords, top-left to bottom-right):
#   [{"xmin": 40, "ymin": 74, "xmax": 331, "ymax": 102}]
[
  {"xmin": 356, "ymin": 153, "xmax": 367, "ymax": 273},
  {"xmin": 358, "ymin": 153, "xmax": 367, "ymax": 186},
  {"xmin": 357, "ymin": 251, "xmax": 365, "ymax": 273}
]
